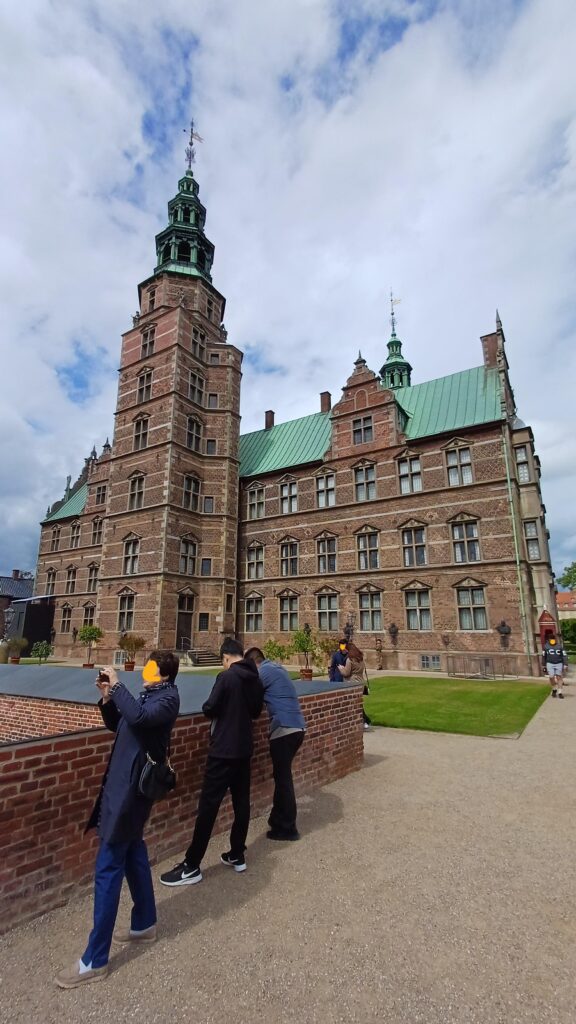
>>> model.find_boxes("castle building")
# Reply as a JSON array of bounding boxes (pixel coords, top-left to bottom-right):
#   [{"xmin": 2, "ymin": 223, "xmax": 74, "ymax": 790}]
[{"xmin": 34, "ymin": 156, "xmax": 556, "ymax": 675}]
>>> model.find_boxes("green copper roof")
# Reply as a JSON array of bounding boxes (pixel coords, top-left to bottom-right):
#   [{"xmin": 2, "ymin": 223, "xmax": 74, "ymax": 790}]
[
  {"xmin": 44, "ymin": 482, "xmax": 88, "ymax": 523},
  {"xmin": 394, "ymin": 366, "xmax": 503, "ymax": 439},
  {"xmin": 239, "ymin": 412, "xmax": 332, "ymax": 478}
]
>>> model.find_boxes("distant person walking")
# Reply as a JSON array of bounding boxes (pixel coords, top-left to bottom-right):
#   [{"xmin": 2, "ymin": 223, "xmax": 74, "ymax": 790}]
[
  {"xmin": 341, "ymin": 642, "xmax": 371, "ymax": 730},
  {"xmin": 55, "ymin": 652, "xmax": 180, "ymax": 989},
  {"xmin": 543, "ymin": 635, "xmax": 567, "ymax": 698},
  {"xmin": 245, "ymin": 647, "xmax": 306, "ymax": 841},
  {"xmin": 160, "ymin": 638, "xmax": 263, "ymax": 886},
  {"xmin": 329, "ymin": 640, "xmax": 348, "ymax": 682}
]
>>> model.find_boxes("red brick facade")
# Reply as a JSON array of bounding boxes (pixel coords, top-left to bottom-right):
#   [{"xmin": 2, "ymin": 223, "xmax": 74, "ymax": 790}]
[{"xmin": 0, "ymin": 685, "xmax": 363, "ymax": 933}]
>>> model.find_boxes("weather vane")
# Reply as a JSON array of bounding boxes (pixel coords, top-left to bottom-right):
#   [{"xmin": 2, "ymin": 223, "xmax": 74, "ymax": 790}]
[
  {"xmin": 390, "ymin": 289, "xmax": 401, "ymax": 336},
  {"xmin": 184, "ymin": 119, "xmax": 204, "ymax": 170}
]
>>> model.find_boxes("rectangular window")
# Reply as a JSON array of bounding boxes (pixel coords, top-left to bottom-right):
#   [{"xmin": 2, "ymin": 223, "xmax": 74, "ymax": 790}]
[
  {"xmin": 123, "ymin": 539, "xmax": 139, "ymax": 575},
  {"xmin": 189, "ymin": 371, "xmax": 205, "ymax": 405},
  {"xmin": 61, "ymin": 606, "xmax": 72, "ymax": 633},
  {"xmin": 141, "ymin": 328, "xmax": 155, "ymax": 358},
  {"xmin": 180, "ymin": 538, "xmax": 197, "ymax": 575},
  {"xmin": 148, "ymin": 288, "xmax": 156, "ymax": 312},
  {"xmin": 245, "ymin": 597, "xmax": 263, "ymax": 632},
  {"xmin": 206, "ymin": 439, "xmax": 217, "ymax": 455},
  {"xmin": 402, "ymin": 527, "xmax": 427, "ymax": 567},
  {"xmin": 357, "ymin": 532, "xmax": 379, "ymax": 571},
  {"xmin": 46, "ymin": 569, "xmax": 56, "ymax": 596},
  {"xmin": 65, "ymin": 568, "xmax": 76, "ymax": 595},
  {"xmin": 524, "ymin": 520, "xmax": 541, "ymax": 560},
  {"xmin": 225, "ymin": 594, "xmax": 233, "ymax": 614},
  {"xmin": 209, "ymin": 353, "xmax": 220, "ymax": 365},
  {"xmin": 83, "ymin": 605, "xmax": 95, "ymax": 628},
  {"xmin": 405, "ymin": 589, "xmax": 432, "ymax": 631},
  {"xmin": 95, "ymin": 485, "xmax": 107, "ymax": 505},
  {"xmin": 206, "ymin": 298, "xmax": 214, "ymax": 321},
  {"xmin": 192, "ymin": 328, "xmax": 206, "ymax": 361},
  {"xmin": 118, "ymin": 594, "xmax": 135, "ymax": 632},
  {"xmin": 183, "ymin": 475, "xmax": 200, "ymax": 511},
  {"xmin": 317, "ymin": 536, "xmax": 337, "ymax": 574},
  {"xmin": 128, "ymin": 476, "xmax": 144, "ymax": 511},
  {"xmin": 51, "ymin": 528, "xmax": 60, "ymax": 552},
  {"xmin": 280, "ymin": 481, "xmax": 297, "ymax": 514},
  {"xmin": 92, "ymin": 519, "xmax": 103, "ymax": 545},
  {"xmin": 87, "ymin": 564, "xmax": 99, "ymax": 593},
  {"xmin": 198, "ymin": 612, "xmax": 210, "ymax": 631},
  {"xmin": 316, "ymin": 473, "xmax": 335, "ymax": 508},
  {"xmin": 248, "ymin": 487, "xmax": 264, "ymax": 520},
  {"xmin": 207, "ymin": 393, "xmax": 218, "ymax": 409},
  {"xmin": 353, "ymin": 415, "xmax": 373, "ymax": 445},
  {"xmin": 247, "ymin": 546, "xmax": 264, "ymax": 580},
  {"xmin": 70, "ymin": 523, "xmax": 80, "ymax": 549},
  {"xmin": 421, "ymin": 654, "xmax": 441, "ymax": 671},
  {"xmin": 446, "ymin": 447, "xmax": 473, "ymax": 486},
  {"xmin": 203, "ymin": 496, "xmax": 214, "ymax": 513},
  {"xmin": 280, "ymin": 596, "xmax": 298, "ymax": 632},
  {"xmin": 137, "ymin": 370, "xmax": 152, "ymax": 404},
  {"xmin": 457, "ymin": 587, "xmax": 487, "ymax": 630},
  {"xmin": 515, "ymin": 445, "xmax": 530, "ymax": 483},
  {"xmin": 186, "ymin": 417, "xmax": 202, "ymax": 452},
  {"xmin": 280, "ymin": 541, "xmax": 298, "ymax": 576},
  {"xmin": 317, "ymin": 593, "xmax": 338, "ymax": 632},
  {"xmin": 398, "ymin": 457, "xmax": 422, "ymax": 494},
  {"xmin": 200, "ymin": 558, "xmax": 212, "ymax": 576},
  {"xmin": 134, "ymin": 418, "xmax": 148, "ymax": 451},
  {"xmin": 359, "ymin": 591, "xmax": 382, "ymax": 631},
  {"xmin": 354, "ymin": 465, "xmax": 376, "ymax": 502},
  {"xmin": 452, "ymin": 522, "xmax": 480, "ymax": 563}
]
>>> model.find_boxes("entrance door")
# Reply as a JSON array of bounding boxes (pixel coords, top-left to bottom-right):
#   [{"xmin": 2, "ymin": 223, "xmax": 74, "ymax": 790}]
[{"xmin": 177, "ymin": 593, "xmax": 194, "ymax": 651}]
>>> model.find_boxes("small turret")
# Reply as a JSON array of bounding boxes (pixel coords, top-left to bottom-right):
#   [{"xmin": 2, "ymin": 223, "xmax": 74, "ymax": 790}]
[{"xmin": 380, "ymin": 291, "xmax": 412, "ymax": 389}]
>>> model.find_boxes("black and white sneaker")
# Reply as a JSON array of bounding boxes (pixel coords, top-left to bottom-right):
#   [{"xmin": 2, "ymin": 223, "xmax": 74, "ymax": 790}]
[
  {"xmin": 159, "ymin": 861, "xmax": 202, "ymax": 887},
  {"xmin": 220, "ymin": 851, "xmax": 246, "ymax": 873}
]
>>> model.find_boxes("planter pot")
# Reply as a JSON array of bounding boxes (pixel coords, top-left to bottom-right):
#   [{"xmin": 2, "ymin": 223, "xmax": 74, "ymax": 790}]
[
  {"xmin": 82, "ymin": 663, "xmax": 95, "ymax": 669},
  {"xmin": 299, "ymin": 668, "xmax": 313, "ymax": 681},
  {"xmin": 124, "ymin": 661, "xmax": 135, "ymax": 671},
  {"xmin": 9, "ymin": 657, "xmax": 20, "ymax": 664}
]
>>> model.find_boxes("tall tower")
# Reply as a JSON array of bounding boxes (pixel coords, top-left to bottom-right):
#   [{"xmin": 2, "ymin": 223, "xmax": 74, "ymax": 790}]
[
  {"xmin": 379, "ymin": 295, "xmax": 412, "ymax": 390},
  {"xmin": 97, "ymin": 134, "xmax": 243, "ymax": 658}
]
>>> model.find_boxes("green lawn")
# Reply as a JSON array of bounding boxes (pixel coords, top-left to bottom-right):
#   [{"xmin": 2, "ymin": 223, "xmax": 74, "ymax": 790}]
[{"xmin": 364, "ymin": 675, "xmax": 550, "ymax": 737}]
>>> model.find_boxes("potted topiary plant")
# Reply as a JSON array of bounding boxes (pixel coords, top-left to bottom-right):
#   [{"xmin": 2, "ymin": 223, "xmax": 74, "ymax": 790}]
[
  {"xmin": 30, "ymin": 640, "xmax": 53, "ymax": 665},
  {"xmin": 290, "ymin": 624, "xmax": 318, "ymax": 681},
  {"xmin": 78, "ymin": 625, "xmax": 104, "ymax": 668},
  {"xmin": 118, "ymin": 633, "xmax": 147, "ymax": 671},
  {"xmin": 7, "ymin": 636, "xmax": 28, "ymax": 664}
]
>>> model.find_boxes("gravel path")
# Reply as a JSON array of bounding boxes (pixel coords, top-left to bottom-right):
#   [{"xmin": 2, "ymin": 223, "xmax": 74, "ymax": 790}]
[{"xmin": 1, "ymin": 686, "xmax": 575, "ymax": 1024}]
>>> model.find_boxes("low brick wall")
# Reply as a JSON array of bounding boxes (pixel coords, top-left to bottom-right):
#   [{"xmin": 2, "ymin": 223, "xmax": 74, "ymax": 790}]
[
  {"xmin": 0, "ymin": 686, "xmax": 363, "ymax": 933},
  {"xmin": 0, "ymin": 695, "xmax": 102, "ymax": 743}
]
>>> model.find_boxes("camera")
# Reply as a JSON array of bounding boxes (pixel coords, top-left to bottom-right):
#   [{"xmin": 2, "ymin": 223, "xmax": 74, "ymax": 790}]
[{"xmin": 97, "ymin": 671, "xmax": 109, "ymax": 683}]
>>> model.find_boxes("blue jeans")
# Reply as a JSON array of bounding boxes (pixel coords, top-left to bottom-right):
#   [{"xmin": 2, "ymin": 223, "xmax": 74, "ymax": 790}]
[{"xmin": 82, "ymin": 838, "xmax": 156, "ymax": 968}]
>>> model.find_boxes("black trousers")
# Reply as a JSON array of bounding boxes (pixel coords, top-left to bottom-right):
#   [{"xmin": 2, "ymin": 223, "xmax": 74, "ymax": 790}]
[
  {"xmin": 185, "ymin": 755, "xmax": 251, "ymax": 867},
  {"xmin": 268, "ymin": 731, "xmax": 305, "ymax": 834}
]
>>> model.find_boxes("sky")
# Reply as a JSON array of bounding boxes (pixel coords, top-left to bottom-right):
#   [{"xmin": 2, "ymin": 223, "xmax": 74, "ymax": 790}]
[{"xmin": 0, "ymin": 0, "xmax": 575, "ymax": 580}]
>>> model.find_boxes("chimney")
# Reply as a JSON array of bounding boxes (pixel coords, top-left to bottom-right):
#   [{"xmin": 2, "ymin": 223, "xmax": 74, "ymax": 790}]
[
  {"xmin": 265, "ymin": 410, "xmax": 275, "ymax": 430},
  {"xmin": 320, "ymin": 391, "xmax": 331, "ymax": 413},
  {"xmin": 12, "ymin": 569, "xmax": 21, "ymax": 580}
]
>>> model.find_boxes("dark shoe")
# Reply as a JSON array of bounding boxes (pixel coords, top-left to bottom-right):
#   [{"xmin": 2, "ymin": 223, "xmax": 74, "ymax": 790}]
[
  {"xmin": 55, "ymin": 961, "xmax": 109, "ymax": 989},
  {"xmin": 266, "ymin": 829, "xmax": 301, "ymax": 842},
  {"xmin": 558, "ymin": 692, "xmax": 565, "ymax": 699},
  {"xmin": 220, "ymin": 851, "xmax": 246, "ymax": 872},
  {"xmin": 551, "ymin": 690, "xmax": 557, "ymax": 697},
  {"xmin": 159, "ymin": 861, "xmax": 202, "ymax": 887}
]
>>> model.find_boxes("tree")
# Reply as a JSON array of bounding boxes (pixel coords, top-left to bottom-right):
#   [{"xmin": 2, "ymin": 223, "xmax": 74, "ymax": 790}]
[
  {"xmin": 78, "ymin": 625, "xmax": 104, "ymax": 664},
  {"xmin": 289, "ymin": 624, "xmax": 320, "ymax": 670},
  {"xmin": 31, "ymin": 641, "xmax": 53, "ymax": 665},
  {"xmin": 263, "ymin": 638, "xmax": 287, "ymax": 662},
  {"xmin": 557, "ymin": 562, "xmax": 576, "ymax": 591},
  {"xmin": 118, "ymin": 633, "xmax": 147, "ymax": 662}
]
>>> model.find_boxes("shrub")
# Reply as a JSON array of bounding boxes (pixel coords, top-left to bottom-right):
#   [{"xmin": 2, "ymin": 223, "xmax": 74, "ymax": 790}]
[
  {"xmin": 263, "ymin": 638, "xmax": 287, "ymax": 662},
  {"xmin": 7, "ymin": 636, "xmax": 28, "ymax": 657},
  {"xmin": 289, "ymin": 626, "xmax": 321, "ymax": 669},
  {"xmin": 31, "ymin": 640, "xmax": 53, "ymax": 664},
  {"xmin": 118, "ymin": 633, "xmax": 147, "ymax": 660}
]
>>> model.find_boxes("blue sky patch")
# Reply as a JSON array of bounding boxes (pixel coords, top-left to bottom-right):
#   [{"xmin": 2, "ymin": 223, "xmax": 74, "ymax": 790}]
[
  {"xmin": 244, "ymin": 345, "xmax": 285, "ymax": 375},
  {"xmin": 56, "ymin": 340, "xmax": 111, "ymax": 405}
]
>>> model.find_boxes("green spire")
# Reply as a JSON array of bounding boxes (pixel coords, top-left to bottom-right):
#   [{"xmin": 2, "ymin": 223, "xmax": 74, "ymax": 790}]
[
  {"xmin": 153, "ymin": 122, "xmax": 214, "ymax": 281},
  {"xmin": 380, "ymin": 291, "xmax": 412, "ymax": 389}
]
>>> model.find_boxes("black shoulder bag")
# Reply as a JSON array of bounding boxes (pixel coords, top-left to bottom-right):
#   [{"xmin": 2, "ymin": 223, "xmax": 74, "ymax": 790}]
[{"xmin": 138, "ymin": 745, "xmax": 176, "ymax": 802}]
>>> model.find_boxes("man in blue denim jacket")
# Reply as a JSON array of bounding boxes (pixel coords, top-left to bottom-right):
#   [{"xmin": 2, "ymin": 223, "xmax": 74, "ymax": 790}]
[{"xmin": 245, "ymin": 647, "xmax": 306, "ymax": 841}]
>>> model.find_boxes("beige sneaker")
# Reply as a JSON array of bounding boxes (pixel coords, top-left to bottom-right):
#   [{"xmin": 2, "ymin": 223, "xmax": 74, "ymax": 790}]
[
  {"xmin": 112, "ymin": 924, "xmax": 157, "ymax": 945},
  {"xmin": 54, "ymin": 960, "xmax": 109, "ymax": 989}
]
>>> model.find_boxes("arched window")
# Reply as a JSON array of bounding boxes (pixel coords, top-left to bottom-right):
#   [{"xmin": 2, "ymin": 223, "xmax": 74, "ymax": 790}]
[
  {"xmin": 177, "ymin": 241, "xmax": 191, "ymax": 262},
  {"xmin": 50, "ymin": 527, "xmax": 60, "ymax": 552},
  {"xmin": 182, "ymin": 206, "xmax": 191, "ymax": 223},
  {"xmin": 46, "ymin": 568, "xmax": 56, "ymax": 596},
  {"xmin": 162, "ymin": 242, "xmax": 171, "ymax": 262}
]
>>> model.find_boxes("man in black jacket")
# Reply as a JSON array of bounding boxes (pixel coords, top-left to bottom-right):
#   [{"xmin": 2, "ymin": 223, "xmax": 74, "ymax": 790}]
[{"xmin": 160, "ymin": 638, "xmax": 263, "ymax": 886}]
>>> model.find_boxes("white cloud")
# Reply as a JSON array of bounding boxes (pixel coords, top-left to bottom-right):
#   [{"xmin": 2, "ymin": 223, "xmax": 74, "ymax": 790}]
[{"xmin": 0, "ymin": 0, "xmax": 575, "ymax": 577}]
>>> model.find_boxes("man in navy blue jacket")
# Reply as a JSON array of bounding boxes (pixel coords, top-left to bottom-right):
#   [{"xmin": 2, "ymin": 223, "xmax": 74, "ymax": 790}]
[
  {"xmin": 55, "ymin": 652, "xmax": 180, "ymax": 989},
  {"xmin": 160, "ymin": 638, "xmax": 263, "ymax": 887},
  {"xmin": 245, "ymin": 647, "xmax": 306, "ymax": 841}
]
